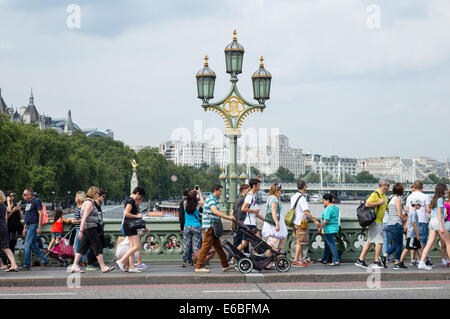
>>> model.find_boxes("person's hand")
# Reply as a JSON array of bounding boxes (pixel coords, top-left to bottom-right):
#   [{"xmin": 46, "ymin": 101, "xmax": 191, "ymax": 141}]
[
  {"xmin": 417, "ymin": 236, "xmax": 421, "ymax": 242},
  {"xmin": 37, "ymin": 227, "xmax": 42, "ymax": 235},
  {"xmin": 378, "ymin": 199, "xmax": 386, "ymax": 205},
  {"xmin": 136, "ymin": 213, "xmax": 142, "ymax": 219},
  {"xmin": 145, "ymin": 228, "xmax": 150, "ymax": 233},
  {"xmin": 314, "ymin": 221, "xmax": 321, "ymax": 227},
  {"xmin": 275, "ymin": 224, "xmax": 280, "ymax": 232},
  {"xmin": 78, "ymin": 231, "xmax": 83, "ymax": 240},
  {"xmin": 22, "ymin": 228, "xmax": 26, "ymax": 237},
  {"xmin": 6, "ymin": 196, "xmax": 10, "ymax": 202}
]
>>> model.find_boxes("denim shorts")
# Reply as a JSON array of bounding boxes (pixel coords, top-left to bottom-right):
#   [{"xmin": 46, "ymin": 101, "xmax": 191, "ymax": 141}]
[
  {"xmin": 241, "ymin": 225, "xmax": 257, "ymax": 241},
  {"xmin": 445, "ymin": 221, "xmax": 450, "ymax": 233},
  {"xmin": 51, "ymin": 232, "xmax": 62, "ymax": 239}
]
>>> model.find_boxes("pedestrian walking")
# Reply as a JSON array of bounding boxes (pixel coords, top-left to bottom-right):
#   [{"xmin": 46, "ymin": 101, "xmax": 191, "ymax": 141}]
[
  {"xmin": 179, "ymin": 188, "xmax": 190, "ymax": 233},
  {"xmin": 72, "ymin": 191, "xmax": 86, "ymax": 266},
  {"xmin": 405, "ymin": 180, "xmax": 432, "ymax": 266},
  {"xmin": 115, "ymin": 186, "xmax": 146, "ymax": 273},
  {"xmin": 440, "ymin": 190, "xmax": 450, "ymax": 266},
  {"xmin": 71, "ymin": 186, "xmax": 114, "ymax": 273},
  {"xmin": 318, "ymin": 193, "xmax": 341, "ymax": 266},
  {"xmin": 195, "ymin": 184, "xmax": 236, "ymax": 273},
  {"xmin": 262, "ymin": 183, "xmax": 288, "ymax": 253},
  {"xmin": 291, "ymin": 181, "xmax": 321, "ymax": 267},
  {"xmin": 383, "ymin": 183, "xmax": 408, "ymax": 267},
  {"xmin": 418, "ymin": 183, "xmax": 450, "ymax": 270},
  {"xmin": 0, "ymin": 190, "xmax": 19, "ymax": 272},
  {"xmin": 47, "ymin": 208, "xmax": 72, "ymax": 252},
  {"xmin": 86, "ymin": 188, "xmax": 107, "ymax": 271},
  {"xmin": 355, "ymin": 180, "xmax": 390, "ymax": 269},
  {"xmin": 2, "ymin": 191, "xmax": 23, "ymax": 269},
  {"xmin": 237, "ymin": 179, "xmax": 264, "ymax": 252},
  {"xmin": 182, "ymin": 189, "xmax": 204, "ymax": 267},
  {"xmin": 395, "ymin": 199, "xmax": 423, "ymax": 270},
  {"xmin": 229, "ymin": 184, "xmax": 250, "ymax": 259},
  {"xmin": 21, "ymin": 188, "xmax": 49, "ymax": 270}
]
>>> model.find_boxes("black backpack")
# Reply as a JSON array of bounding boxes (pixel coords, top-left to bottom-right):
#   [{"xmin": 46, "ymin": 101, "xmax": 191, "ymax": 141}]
[
  {"xmin": 234, "ymin": 197, "xmax": 247, "ymax": 221},
  {"xmin": 356, "ymin": 191, "xmax": 381, "ymax": 228}
]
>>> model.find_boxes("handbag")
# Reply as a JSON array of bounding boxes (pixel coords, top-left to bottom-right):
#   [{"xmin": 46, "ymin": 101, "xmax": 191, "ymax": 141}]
[
  {"xmin": 264, "ymin": 196, "xmax": 281, "ymax": 227},
  {"xmin": 126, "ymin": 217, "xmax": 146, "ymax": 231},
  {"xmin": 285, "ymin": 194, "xmax": 303, "ymax": 227},
  {"xmin": 204, "ymin": 210, "xmax": 223, "ymax": 239}
]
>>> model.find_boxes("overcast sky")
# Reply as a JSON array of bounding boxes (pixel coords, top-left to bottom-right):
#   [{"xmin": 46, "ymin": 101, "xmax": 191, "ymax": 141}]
[{"xmin": 1, "ymin": 0, "xmax": 449, "ymax": 161}]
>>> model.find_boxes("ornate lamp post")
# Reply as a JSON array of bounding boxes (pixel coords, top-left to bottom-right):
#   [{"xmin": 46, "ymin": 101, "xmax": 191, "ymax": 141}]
[{"xmin": 196, "ymin": 30, "xmax": 272, "ymax": 214}]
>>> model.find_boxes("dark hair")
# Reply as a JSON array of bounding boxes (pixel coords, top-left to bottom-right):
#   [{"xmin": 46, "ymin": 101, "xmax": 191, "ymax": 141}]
[
  {"xmin": 132, "ymin": 186, "xmax": 146, "ymax": 197},
  {"xmin": 212, "ymin": 184, "xmax": 223, "ymax": 193},
  {"xmin": 24, "ymin": 188, "xmax": 34, "ymax": 195},
  {"xmin": 392, "ymin": 183, "xmax": 404, "ymax": 196},
  {"xmin": 183, "ymin": 188, "xmax": 191, "ymax": 197},
  {"xmin": 413, "ymin": 180, "xmax": 424, "ymax": 190},
  {"xmin": 185, "ymin": 191, "xmax": 198, "ymax": 215},
  {"xmin": 98, "ymin": 188, "xmax": 107, "ymax": 197},
  {"xmin": 54, "ymin": 208, "xmax": 64, "ymax": 223},
  {"xmin": 249, "ymin": 179, "xmax": 261, "ymax": 189},
  {"xmin": 4, "ymin": 190, "xmax": 14, "ymax": 198},
  {"xmin": 297, "ymin": 180, "xmax": 307, "ymax": 191},
  {"xmin": 323, "ymin": 193, "xmax": 334, "ymax": 202},
  {"xmin": 240, "ymin": 184, "xmax": 250, "ymax": 193},
  {"xmin": 430, "ymin": 183, "xmax": 447, "ymax": 209}
]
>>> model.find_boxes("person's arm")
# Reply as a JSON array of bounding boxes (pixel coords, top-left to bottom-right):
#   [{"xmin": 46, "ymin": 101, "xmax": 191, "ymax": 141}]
[
  {"xmin": 395, "ymin": 197, "xmax": 406, "ymax": 223},
  {"xmin": 210, "ymin": 205, "xmax": 234, "ymax": 221},
  {"xmin": 272, "ymin": 202, "xmax": 280, "ymax": 231},
  {"xmin": 437, "ymin": 207, "xmax": 445, "ymax": 232},
  {"xmin": 37, "ymin": 206, "xmax": 43, "ymax": 234},
  {"xmin": 241, "ymin": 198, "xmax": 259, "ymax": 214},
  {"xmin": 123, "ymin": 203, "xmax": 141, "ymax": 219},
  {"xmin": 62, "ymin": 217, "xmax": 72, "ymax": 224},
  {"xmin": 197, "ymin": 190, "xmax": 205, "ymax": 207},
  {"xmin": 304, "ymin": 210, "xmax": 320, "ymax": 227},
  {"xmin": 366, "ymin": 200, "xmax": 385, "ymax": 208},
  {"xmin": 79, "ymin": 201, "xmax": 93, "ymax": 237},
  {"xmin": 412, "ymin": 221, "xmax": 420, "ymax": 242}
]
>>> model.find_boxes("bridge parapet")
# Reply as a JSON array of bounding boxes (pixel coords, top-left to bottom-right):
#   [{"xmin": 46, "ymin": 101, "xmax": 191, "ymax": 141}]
[{"xmin": 260, "ymin": 183, "xmax": 437, "ymax": 192}]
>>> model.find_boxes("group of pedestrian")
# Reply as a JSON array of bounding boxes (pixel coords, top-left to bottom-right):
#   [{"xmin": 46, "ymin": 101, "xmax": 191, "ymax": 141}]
[{"xmin": 355, "ymin": 180, "xmax": 450, "ymax": 270}]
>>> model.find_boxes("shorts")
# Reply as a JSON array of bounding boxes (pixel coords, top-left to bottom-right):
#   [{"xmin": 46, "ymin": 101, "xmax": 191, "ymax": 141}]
[
  {"xmin": 445, "ymin": 221, "xmax": 450, "ymax": 233},
  {"xmin": 429, "ymin": 218, "xmax": 441, "ymax": 231},
  {"xmin": 405, "ymin": 237, "xmax": 421, "ymax": 250},
  {"xmin": 367, "ymin": 222, "xmax": 384, "ymax": 245},
  {"xmin": 293, "ymin": 224, "xmax": 309, "ymax": 246},
  {"xmin": 242, "ymin": 225, "xmax": 257, "ymax": 242},
  {"xmin": 51, "ymin": 232, "xmax": 62, "ymax": 240},
  {"xmin": 418, "ymin": 222, "xmax": 429, "ymax": 246},
  {"xmin": 122, "ymin": 222, "xmax": 138, "ymax": 237}
]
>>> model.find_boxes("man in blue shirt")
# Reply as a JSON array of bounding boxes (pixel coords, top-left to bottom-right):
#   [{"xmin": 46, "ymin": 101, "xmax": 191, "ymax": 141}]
[{"xmin": 22, "ymin": 188, "xmax": 48, "ymax": 270}]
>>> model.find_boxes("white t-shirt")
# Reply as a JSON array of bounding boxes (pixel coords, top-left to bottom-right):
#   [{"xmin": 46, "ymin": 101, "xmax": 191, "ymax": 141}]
[
  {"xmin": 406, "ymin": 191, "xmax": 430, "ymax": 224},
  {"xmin": 243, "ymin": 191, "xmax": 257, "ymax": 226},
  {"xmin": 291, "ymin": 192, "xmax": 309, "ymax": 226}
]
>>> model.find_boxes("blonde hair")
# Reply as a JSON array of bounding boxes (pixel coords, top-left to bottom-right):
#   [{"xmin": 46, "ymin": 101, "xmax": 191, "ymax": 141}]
[
  {"xmin": 115, "ymin": 236, "xmax": 126, "ymax": 252},
  {"xmin": 0, "ymin": 190, "xmax": 6, "ymax": 203},
  {"xmin": 86, "ymin": 186, "xmax": 99, "ymax": 199},
  {"xmin": 76, "ymin": 191, "xmax": 86, "ymax": 204},
  {"xmin": 269, "ymin": 183, "xmax": 281, "ymax": 200}
]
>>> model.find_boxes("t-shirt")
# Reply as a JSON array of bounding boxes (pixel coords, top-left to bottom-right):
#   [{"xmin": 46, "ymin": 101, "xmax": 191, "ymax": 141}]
[
  {"xmin": 366, "ymin": 189, "xmax": 388, "ymax": 225},
  {"xmin": 322, "ymin": 205, "xmax": 340, "ymax": 234},
  {"xmin": 184, "ymin": 202, "xmax": 201, "ymax": 228},
  {"xmin": 266, "ymin": 195, "xmax": 282, "ymax": 221},
  {"xmin": 386, "ymin": 196, "xmax": 402, "ymax": 226},
  {"xmin": 243, "ymin": 192, "xmax": 257, "ymax": 226},
  {"xmin": 291, "ymin": 192, "xmax": 309, "ymax": 226},
  {"xmin": 445, "ymin": 202, "xmax": 450, "ymax": 222},
  {"xmin": 202, "ymin": 194, "xmax": 220, "ymax": 229},
  {"xmin": 407, "ymin": 209, "xmax": 419, "ymax": 239},
  {"xmin": 431, "ymin": 197, "xmax": 445, "ymax": 222},
  {"xmin": 406, "ymin": 191, "xmax": 430, "ymax": 223},
  {"xmin": 24, "ymin": 197, "xmax": 43, "ymax": 225},
  {"xmin": 123, "ymin": 196, "xmax": 139, "ymax": 224}
]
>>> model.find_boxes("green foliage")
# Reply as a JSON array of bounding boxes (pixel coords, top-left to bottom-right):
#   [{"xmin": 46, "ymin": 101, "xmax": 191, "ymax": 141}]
[{"xmin": 355, "ymin": 171, "xmax": 379, "ymax": 183}]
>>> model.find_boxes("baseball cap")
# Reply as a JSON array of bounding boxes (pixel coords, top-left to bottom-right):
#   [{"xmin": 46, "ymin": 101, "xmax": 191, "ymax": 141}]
[{"xmin": 411, "ymin": 199, "xmax": 422, "ymax": 206}]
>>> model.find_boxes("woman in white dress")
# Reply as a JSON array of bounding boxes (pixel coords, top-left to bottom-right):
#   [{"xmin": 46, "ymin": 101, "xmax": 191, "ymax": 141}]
[{"xmin": 262, "ymin": 183, "xmax": 288, "ymax": 252}]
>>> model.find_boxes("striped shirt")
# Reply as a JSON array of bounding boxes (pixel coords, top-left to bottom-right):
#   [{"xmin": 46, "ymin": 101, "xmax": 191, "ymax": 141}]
[
  {"xmin": 322, "ymin": 205, "xmax": 340, "ymax": 234},
  {"xmin": 74, "ymin": 206, "xmax": 81, "ymax": 230},
  {"xmin": 202, "ymin": 194, "xmax": 220, "ymax": 229}
]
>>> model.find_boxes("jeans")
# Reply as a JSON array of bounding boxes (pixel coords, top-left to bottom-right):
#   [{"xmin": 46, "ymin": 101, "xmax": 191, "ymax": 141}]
[
  {"xmin": 382, "ymin": 223, "xmax": 391, "ymax": 257},
  {"xmin": 183, "ymin": 226, "xmax": 202, "ymax": 264},
  {"xmin": 321, "ymin": 233, "xmax": 340, "ymax": 263},
  {"xmin": 24, "ymin": 224, "xmax": 48, "ymax": 267},
  {"xmin": 386, "ymin": 223, "xmax": 403, "ymax": 261},
  {"xmin": 418, "ymin": 222, "xmax": 428, "ymax": 246},
  {"xmin": 73, "ymin": 228, "xmax": 86, "ymax": 263}
]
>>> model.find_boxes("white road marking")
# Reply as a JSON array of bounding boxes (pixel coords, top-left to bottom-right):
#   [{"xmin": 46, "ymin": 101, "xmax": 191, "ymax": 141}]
[
  {"xmin": 0, "ymin": 293, "xmax": 77, "ymax": 297},
  {"xmin": 203, "ymin": 290, "xmax": 261, "ymax": 293},
  {"xmin": 274, "ymin": 287, "xmax": 444, "ymax": 292}
]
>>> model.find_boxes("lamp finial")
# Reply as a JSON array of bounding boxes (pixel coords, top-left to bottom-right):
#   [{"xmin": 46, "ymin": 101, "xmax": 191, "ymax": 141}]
[
  {"xmin": 204, "ymin": 55, "xmax": 209, "ymax": 66},
  {"xmin": 233, "ymin": 29, "xmax": 237, "ymax": 41},
  {"xmin": 260, "ymin": 56, "xmax": 264, "ymax": 67}
]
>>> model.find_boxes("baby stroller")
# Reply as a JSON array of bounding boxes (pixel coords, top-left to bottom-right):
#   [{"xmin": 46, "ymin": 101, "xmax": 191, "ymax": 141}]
[
  {"xmin": 222, "ymin": 220, "xmax": 291, "ymax": 273},
  {"xmin": 42, "ymin": 228, "xmax": 76, "ymax": 269}
]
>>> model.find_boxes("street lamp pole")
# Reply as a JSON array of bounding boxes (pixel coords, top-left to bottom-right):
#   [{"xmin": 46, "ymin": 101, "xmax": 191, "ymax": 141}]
[{"xmin": 196, "ymin": 30, "xmax": 272, "ymax": 214}]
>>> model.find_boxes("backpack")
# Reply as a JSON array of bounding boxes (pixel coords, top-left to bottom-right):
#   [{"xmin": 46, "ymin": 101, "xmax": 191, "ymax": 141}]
[
  {"xmin": 234, "ymin": 197, "xmax": 247, "ymax": 222},
  {"xmin": 356, "ymin": 191, "xmax": 381, "ymax": 228}
]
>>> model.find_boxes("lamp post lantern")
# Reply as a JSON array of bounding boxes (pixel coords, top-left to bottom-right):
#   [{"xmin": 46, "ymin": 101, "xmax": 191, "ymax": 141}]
[{"xmin": 195, "ymin": 30, "xmax": 271, "ymax": 214}]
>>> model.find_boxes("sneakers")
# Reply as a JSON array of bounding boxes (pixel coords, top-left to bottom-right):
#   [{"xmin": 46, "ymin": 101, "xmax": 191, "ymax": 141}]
[
  {"xmin": 292, "ymin": 261, "xmax": 302, "ymax": 267},
  {"xmin": 379, "ymin": 256, "xmax": 387, "ymax": 268},
  {"xmin": 355, "ymin": 259, "xmax": 368, "ymax": 269},
  {"xmin": 195, "ymin": 267, "xmax": 211, "ymax": 273},
  {"xmin": 425, "ymin": 260, "xmax": 434, "ymax": 267},
  {"xmin": 135, "ymin": 263, "xmax": 148, "ymax": 270},
  {"xmin": 410, "ymin": 260, "xmax": 419, "ymax": 266},
  {"xmin": 393, "ymin": 262, "xmax": 408, "ymax": 270},
  {"xmin": 222, "ymin": 265, "xmax": 236, "ymax": 272},
  {"xmin": 301, "ymin": 260, "xmax": 311, "ymax": 266},
  {"xmin": 86, "ymin": 264, "xmax": 100, "ymax": 271},
  {"xmin": 128, "ymin": 268, "xmax": 142, "ymax": 273},
  {"xmin": 418, "ymin": 262, "xmax": 432, "ymax": 271},
  {"xmin": 371, "ymin": 262, "xmax": 384, "ymax": 269}
]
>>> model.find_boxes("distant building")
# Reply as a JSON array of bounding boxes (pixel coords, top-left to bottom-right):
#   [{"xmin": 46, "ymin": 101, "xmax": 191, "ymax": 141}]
[
  {"xmin": 0, "ymin": 88, "xmax": 113, "ymax": 138},
  {"xmin": 305, "ymin": 154, "xmax": 358, "ymax": 182}
]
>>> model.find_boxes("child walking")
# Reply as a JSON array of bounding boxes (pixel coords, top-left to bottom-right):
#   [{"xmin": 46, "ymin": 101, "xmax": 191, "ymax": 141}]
[
  {"xmin": 395, "ymin": 199, "xmax": 423, "ymax": 269},
  {"xmin": 47, "ymin": 208, "xmax": 72, "ymax": 252}
]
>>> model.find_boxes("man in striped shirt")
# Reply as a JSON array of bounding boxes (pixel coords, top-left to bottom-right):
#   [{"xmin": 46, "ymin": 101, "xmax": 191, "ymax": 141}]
[{"xmin": 195, "ymin": 184, "xmax": 236, "ymax": 273}]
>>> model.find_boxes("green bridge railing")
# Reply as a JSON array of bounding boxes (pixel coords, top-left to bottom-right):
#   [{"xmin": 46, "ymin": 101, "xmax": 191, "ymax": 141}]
[{"xmin": 11, "ymin": 218, "xmax": 444, "ymax": 264}]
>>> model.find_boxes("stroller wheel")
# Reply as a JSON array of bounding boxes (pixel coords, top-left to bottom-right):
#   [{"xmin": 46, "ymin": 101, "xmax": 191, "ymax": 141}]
[
  {"xmin": 275, "ymin": 257, "xmax": 291, "ymax": 273},
  {"xmin": 237, "ymin": 258, "xmax": 253, "ymax": 274}
]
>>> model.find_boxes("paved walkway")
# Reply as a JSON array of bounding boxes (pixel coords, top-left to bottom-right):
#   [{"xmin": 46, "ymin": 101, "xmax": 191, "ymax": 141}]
[{"xmin": 0, "ymin": 262, "xmax": 449, "ymax": 287}]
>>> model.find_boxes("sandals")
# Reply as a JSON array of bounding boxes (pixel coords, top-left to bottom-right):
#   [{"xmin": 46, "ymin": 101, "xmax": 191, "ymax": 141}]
[
  {"xmin": 101, "ymin": 266, "xmax": 115, "ymax": 273},
  {"xmin": 71, "ymin": 267, "xmax": 85, "ymax": 273},
  {"xmin": 318, "ymin": 259, "xmax": 328, "ymax": 265},
  {"xmin": 328, "ymin": 262, "xmax": 340, "ymax": 266},
  {"xmin": 5, "ymin": 267, "xmax": 18, "ymax": 272}
]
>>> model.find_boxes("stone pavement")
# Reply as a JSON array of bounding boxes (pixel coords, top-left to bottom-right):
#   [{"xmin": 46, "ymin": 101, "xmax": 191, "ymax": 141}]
[{"xmin": 0, "ymin": 261, "xmax": 449, "ymax": 287}]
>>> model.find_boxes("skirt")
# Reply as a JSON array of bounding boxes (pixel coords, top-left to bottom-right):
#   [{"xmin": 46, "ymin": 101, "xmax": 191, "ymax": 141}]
[{"xmin": 261, "ymin": 217, "xmax": 288, "ymax": 239}]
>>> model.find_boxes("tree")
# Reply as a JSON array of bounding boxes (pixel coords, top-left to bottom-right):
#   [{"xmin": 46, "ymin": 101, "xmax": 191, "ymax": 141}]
[
  {"xmin": 275, "ymin": 166, "xmax": 296, "ymax": 182},
  {"xmin": 355, "ymin": 171, "xmax": 379, "ymax": 183}
]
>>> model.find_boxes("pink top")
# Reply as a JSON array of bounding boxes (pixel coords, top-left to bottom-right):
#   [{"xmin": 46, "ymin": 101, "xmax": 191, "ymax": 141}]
[{"xmin": 445, "ymin": 202, "xmax": 450, "ymax": 222}]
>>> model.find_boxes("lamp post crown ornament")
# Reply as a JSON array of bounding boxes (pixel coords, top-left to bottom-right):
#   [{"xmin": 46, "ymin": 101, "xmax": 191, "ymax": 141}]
[
  {"xmin": 204, "ymin": 55, "xmax": 209, "ymax": 66},
  {"xmin": 233, "ymin": 29, "xmax": 237, "ymax": 41},
  {"xmin": 130, "ymin": 159, "xmax": 139, "ymax": 172}
]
